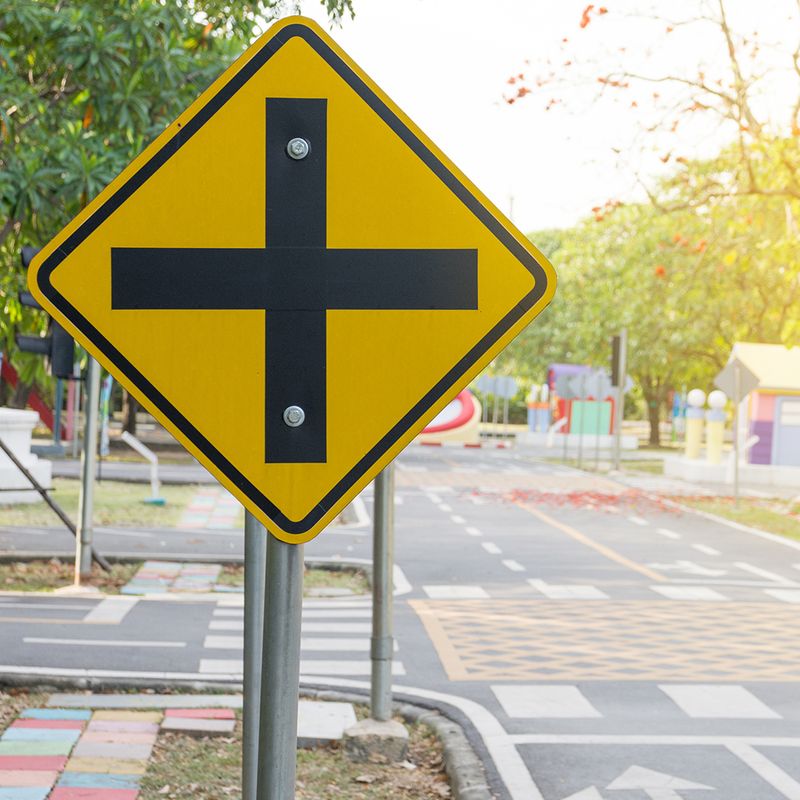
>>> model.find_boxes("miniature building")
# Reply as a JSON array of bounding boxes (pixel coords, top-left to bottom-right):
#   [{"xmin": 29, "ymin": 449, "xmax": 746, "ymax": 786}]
[{"xmin": 731, "ymin": 343, "xmax": 800, "ymax": 467}]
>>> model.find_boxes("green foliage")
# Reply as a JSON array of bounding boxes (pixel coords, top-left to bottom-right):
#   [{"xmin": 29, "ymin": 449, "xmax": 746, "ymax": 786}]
[
  {"xmin": 0, "ymin": 0, "xmax": 352, "ymax": 389},
  {"xmin": 501, "ymin": 139, "xmax": 800, "ymax": 442}
]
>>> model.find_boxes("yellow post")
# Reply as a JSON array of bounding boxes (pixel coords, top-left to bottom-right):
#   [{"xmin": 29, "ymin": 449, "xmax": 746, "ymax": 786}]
[{"xmin": 705, "ymin": 390, "xmax": 728, "ymax": 465}]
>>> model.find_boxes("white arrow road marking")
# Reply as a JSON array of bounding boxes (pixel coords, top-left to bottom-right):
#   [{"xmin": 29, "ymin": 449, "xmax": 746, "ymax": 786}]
[
  {"xmin": 561, "ymin": 788, "xmax": 604, "ymax": 800},
  {"xmin": 647, "ymin": 560, "xmax": 727, "ymax": 577},
  {"xmin": 607, "ymin": 766, "xmax": 713, "ymax": 798}
]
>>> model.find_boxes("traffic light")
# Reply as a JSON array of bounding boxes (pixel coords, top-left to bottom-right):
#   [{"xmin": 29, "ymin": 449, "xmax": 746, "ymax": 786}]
[{"xmin": 16, "ymin": 246, "xmax": 75, "ymax": 379}]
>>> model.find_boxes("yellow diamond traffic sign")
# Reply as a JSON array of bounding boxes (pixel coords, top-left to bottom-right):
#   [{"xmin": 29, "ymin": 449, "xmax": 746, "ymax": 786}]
[{"xmin": 28, "ymin": 16, "xmax": 556, "ymax": 543}]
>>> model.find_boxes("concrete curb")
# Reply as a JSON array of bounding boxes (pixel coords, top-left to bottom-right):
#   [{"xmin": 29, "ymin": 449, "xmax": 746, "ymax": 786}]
[
  {"xmin": 301, "ymin": 686, "xmax": 493, "ymax": 800},
  {"xmin": 0, "ymin": 675, "xmax": 492, "ymax": 800}
]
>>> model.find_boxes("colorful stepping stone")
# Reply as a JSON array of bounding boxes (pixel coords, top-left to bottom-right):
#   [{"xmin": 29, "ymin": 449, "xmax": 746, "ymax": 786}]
[
  {"xmin": 164, "ymin": 708, "xmax": 235, "ymax": 719},
  {"xmin": 0, "ymin": 788, "xmax": 49, "ymax": 800},
  {"xmin": 0, "ymin": 742, "xmax": 74, "ymax": 756},
  {"xmin": 86, "ymin": 723, "xmax": 157, "ymax": 734},
  {"xmin": 50, "ymin": 789, "xmax": 138, "ymax": 799},
  {"xmin": 72, "ymin": 742, "xmax": 152, "ymax": 760},
  {"xmin": 20, "ymin": 711, "xmax": 91, "ymax": 721},
  {"xmin": 0, "ymin": 757, "xmax": 67, "ymax": 771},
  {"xmin": 11, "ymin": 721, "xmax": 84, "ymax": 730},
  {"xmin": 91, "ymin": 712, "xmax": 161, "ymax": 723},
  {"xmin": 2, "ymin": 729, "xmax": 81, "ymax": 742},
  {"xmin": 81, "ymin": 732, "xmax": 156, "ymax": 745},
  {"xmin": 65, "ymin": 757, "xmax": 147, "ymax": 776},
  {"xmin": 0, "ymin": 769, "xmax": 58, "ymax": 786},
  {"xmin": 58, "ymin": 772, "xmax": 140, "ymax": 790},
  {"xmin": 160, "ymin": 717, "xmax": 235, "ymax": 735}
]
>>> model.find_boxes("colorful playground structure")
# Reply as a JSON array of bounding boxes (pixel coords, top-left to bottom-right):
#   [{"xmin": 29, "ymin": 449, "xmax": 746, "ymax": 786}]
[
  {"xmin": 418, "ymin": 389, "xmax": 482, "ymax": 445},
  {"xmin": 665, "ymin": 342, "xmax": 800, "ymax": 487}
]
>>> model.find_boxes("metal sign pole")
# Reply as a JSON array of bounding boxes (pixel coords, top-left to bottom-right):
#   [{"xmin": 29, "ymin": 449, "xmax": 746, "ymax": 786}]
[
  {"xmin": 371, "ymin": 463, "xmax": 396, "ymax": 721},
  {"xmin": 76, "ymin": 356, "xmax": 100, "ymax": 581},
  {"xmin": 257, "ymin": 533, "xmax": 304, "ymax": 800},
  {"xmin": 243, "ymin": 511, "xmax": 267, "ymax": 800},
  {"xmin": 613, "ymin": 329, "xmax": 627, "ymax": 471},
  {"xmin": 734, "ymin": 362, "xmax": 740, "ymax": 508}
]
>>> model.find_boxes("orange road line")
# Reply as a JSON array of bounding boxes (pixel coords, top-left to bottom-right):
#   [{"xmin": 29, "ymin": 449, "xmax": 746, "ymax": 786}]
[
  {"xmin": 408, "ymin": 600, "xmax": 470, "ymax": 680},
  {"xmin": 516, "ymin": 502, "xmax": 667, "ymax": 582}
]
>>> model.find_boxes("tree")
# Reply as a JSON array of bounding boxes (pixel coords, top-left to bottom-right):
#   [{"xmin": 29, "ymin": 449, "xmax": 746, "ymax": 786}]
[
  {"xmin": 0, "ymin": 0, "xmax": 352, "ymax": 412},
  {"xmin": 499, "ymin": 1, "xmax": 800, "ymax": 444}
]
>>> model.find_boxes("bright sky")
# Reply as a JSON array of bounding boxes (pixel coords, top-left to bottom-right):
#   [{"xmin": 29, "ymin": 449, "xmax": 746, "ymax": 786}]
[{"xmin": 296, "ymin": 0, "xmax": 799, "ymax": 233}]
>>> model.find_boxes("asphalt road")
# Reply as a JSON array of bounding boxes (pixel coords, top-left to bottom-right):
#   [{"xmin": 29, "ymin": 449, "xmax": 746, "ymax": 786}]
[{"xmin": 2, "ymin": 446, "xmax": 800, "ymax": 800}]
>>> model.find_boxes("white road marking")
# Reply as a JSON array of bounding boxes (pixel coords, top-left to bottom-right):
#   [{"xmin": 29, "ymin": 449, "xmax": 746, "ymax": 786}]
[
  {"xmin": 209, "ymin": 620, "xmax": 243, "ymax": 631},
  {"xmin": 213, "ymin": 608, "xmax": 244, "ymax": 617},
  {"xmin": 465, "ymin": 527, "xmax": 483, "ymax": 537},
  {"xmin": 303, "ymin": 622, "xmax": 371, "ymax": 633},
  {"xmin": 735, "ymin": 562, "xmax": 794, "ymax": 585},
  {"xmin": 82, "ymin": 598, "xmax": 138, "ymax": 625},
  {"xmin": 24, "ymin": 637, "xmax": 185, "ymax": 648},
  {"xmin": 657, "ymin": 528, "xmax": 681, "ymax": 539},
  {"xmin": 659, "ymin": 684, "xmax": 780, "ymax": 719},
  {"xmin": 651, "ymin": 586, "xmax": 729, "ymax": 601},
  {"xmin": 528, "ymin": 580, "xmax": 608, "ymax": 600},
  {"xmin": 199, "ymin": 659, "xmax": 243, "ymax": 673},
  {"xmin": 607, "ymin": 765, "xmax": 712, "ymax": 793},
  {"xmin": 482, "ymin": 542, "xmax": 502, "ymax": 555},
  {"xmin": 561, "ymin": 788, "xmax": 603, "ymax": 800},
  {"xmin": 438, "ymin": 503, "xmax": 453, "ymax": 513},
  {"xmin": 423, "ymin": 585, "xmax": 489, "ymax": 599},
  {"xmin": 502, "ymin": 559, "xmax": 526, "ymax": 572},
  {"xmin": 726, "ymin": 742, "xmax": 800, "ymax": 800},
  {"xmin": 765, "ymin": 589, "xmax": 800, "ymax": 604},
  {"xmin": 492, "ymin": 685, "xmax": 601, "ymax": 719},
  {"xmin": 692, "ymin": 544, "xmax": 721, "ymax": 556},
  {"xmin": 426, "ymin": 493, "xmax": 442, "ymax": 505},
  {"xmin": 450, "ymin": 515, "xmax": 466, "ymax": 524},
  {"xmin": 628, "ymin": 515, "xmax": 648, "ymax": 526}
]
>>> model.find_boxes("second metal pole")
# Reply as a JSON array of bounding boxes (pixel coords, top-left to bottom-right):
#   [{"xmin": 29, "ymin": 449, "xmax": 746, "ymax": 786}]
[
  {"xmin": 371, "ymin": 463, "xmax": 395, "ymax": 721},
  {"xmin": 257, "ymin": 533, "xmax": 304, "ymax": 800},
  {"xmin": 76, "ymin": 357, "xmax": 100, "ymax": 581},
  {"xmin": 243, "ymin": 511, "xmax": 267, "ymax": 800}
]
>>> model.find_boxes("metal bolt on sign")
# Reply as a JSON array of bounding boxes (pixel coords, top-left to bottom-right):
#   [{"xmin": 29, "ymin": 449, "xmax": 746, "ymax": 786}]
[
  {"xmin": 286, "ymin": 137, "xmax": 310, "ymax": 159},
  {"xmin": 283, "ymin": 405, "xmax": 305, "ymax": 427}
]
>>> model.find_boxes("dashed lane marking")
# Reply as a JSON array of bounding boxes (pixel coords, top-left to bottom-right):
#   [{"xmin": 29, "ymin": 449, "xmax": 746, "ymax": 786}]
[
  {"xmin": 482, "ymin": 542, "xmax": 502, "ymax": 555},
  {"xmin": 692, "ymin": 544, "xmax": 721, "ymax": 556},
  {"xmin": 528, "ymin": 579, "xmax": 608, "ymax": 600},
  {"xmin": 657, "ymin": 528, "xmax": 681, "ymax": 539},
  {"xmin": 465, "ymin": 527, "xmax": 482, "ymax": 537},
  {"xmin": 502, "ymin": 559, "xmax": 526, "ymax": 572}
]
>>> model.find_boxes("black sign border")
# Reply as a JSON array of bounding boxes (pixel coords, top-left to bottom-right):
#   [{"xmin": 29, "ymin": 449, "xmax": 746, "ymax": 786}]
[{"xmin": 36, "ymin": 23, "xmax": 552, "ymax": 536}]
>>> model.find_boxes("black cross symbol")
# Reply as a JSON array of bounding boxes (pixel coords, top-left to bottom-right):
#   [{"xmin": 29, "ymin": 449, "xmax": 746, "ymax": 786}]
[{"xmin": 111, "ymin": 98, "xmax": 478, "ymax": 464}]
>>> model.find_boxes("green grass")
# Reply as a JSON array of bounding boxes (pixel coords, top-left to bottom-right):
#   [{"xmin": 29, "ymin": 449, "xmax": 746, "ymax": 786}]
[
  {"xmin": 140, "ymin": 713, "xmax": 447, "ymax": 800},
  {"xmin": 680, "ymin": 496, "xmax": 800, "ymax": 542},
  {"xmin": 0, "ymin": 560, "xmax": 140, "ymax": 592},
  {"xmin": 218, "ymin": 564, "xmax": 370, "ymax": 597},
  {"xmin": 624, "ymin": 460, "xmax": 665, "ymax": 475},
  {"xmin": 0, "ymin": 478, "xmax": 201, "ymax": 528},
  {"xmin": 0, "ymin": 691, "xmax": 50, "ymax": 733}
]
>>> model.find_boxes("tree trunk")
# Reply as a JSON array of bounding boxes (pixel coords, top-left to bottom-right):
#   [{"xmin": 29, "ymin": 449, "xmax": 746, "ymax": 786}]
[
  {"xmin": 122, "ymin": 390, "xmax": 138, "ymax": 435},
  {"xmin": 646, "ymin": 397, "xmax": 661, "ymax": 447}
]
